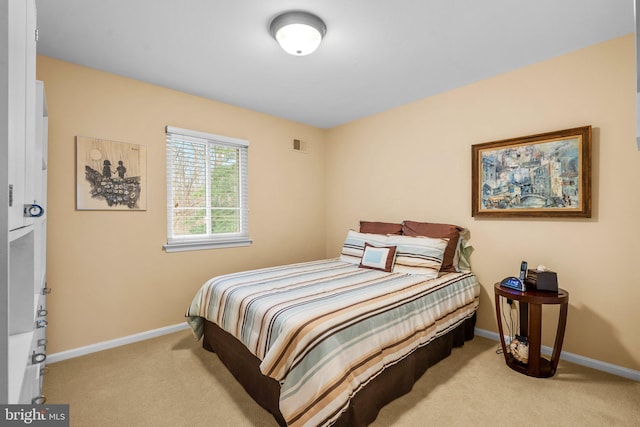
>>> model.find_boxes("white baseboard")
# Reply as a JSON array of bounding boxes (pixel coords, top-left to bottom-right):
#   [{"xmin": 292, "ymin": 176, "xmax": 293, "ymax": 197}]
[
  {"xmin": 46, "ymin": 323, "xmax": 639, "ymax": 382},
  {"xmin": 46, "ymin": 322, "xmax": 191, "ymax": 364},
  {"xmin": 474, "ymin": 327, "xmax": 640, "ymax": 382}
]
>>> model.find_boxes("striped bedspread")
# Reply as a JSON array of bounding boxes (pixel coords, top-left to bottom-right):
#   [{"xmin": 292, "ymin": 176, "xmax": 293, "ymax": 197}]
[{"xmin": 186, "ymin": 258, "xmax": 480, "ymax": 427}]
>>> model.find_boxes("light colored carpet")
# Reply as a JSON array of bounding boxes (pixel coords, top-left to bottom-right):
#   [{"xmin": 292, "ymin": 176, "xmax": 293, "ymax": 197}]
[{"xmin": 43, "ymin": 330, "xmax": 640, "ymax": 427}]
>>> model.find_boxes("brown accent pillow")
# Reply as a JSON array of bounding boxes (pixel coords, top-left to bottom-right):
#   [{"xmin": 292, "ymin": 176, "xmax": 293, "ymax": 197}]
[
  {"xmin": 359, "ymin": 221, "xmax": 403, "ymax": 235},
  {"xmin": 402, "ymin": 220, "xmax": 463, "ymax": 272},
  {"xmin": 359, "ymin": 243, "xmax": 397, "ymax": 272}
]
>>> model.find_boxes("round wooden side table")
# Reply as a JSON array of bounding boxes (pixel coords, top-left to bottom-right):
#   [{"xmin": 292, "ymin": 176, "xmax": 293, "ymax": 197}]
[{"xmin": 494, "ymin": 282, "xmax": 569, "ymax": 378}]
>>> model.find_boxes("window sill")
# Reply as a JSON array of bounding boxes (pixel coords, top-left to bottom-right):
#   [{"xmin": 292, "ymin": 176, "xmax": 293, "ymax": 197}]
[{"xmin": 163, "ymin": 238, "xmax": 252, "ymax": 253}]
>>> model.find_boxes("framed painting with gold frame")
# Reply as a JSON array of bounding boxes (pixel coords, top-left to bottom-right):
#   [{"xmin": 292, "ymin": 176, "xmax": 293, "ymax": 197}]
[{"xmin": 471, "ymin": 126, "xmax": 591, "ymax": 218}]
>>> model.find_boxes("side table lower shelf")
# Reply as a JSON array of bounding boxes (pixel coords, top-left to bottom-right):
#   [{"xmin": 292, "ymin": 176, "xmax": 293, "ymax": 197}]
[
  {"xmin": 503, "ymin": 350, "xmax": 558, "ymax": 378},
  {"xmin": 494, "ymin": 283, "xmax": 569, "ymax": 378}
]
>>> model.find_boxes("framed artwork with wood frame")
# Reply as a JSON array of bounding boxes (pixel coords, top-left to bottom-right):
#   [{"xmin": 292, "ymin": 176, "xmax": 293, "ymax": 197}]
[{"xmin": 471, "ymin": 126, "xmax": 592, "ymax": 218}]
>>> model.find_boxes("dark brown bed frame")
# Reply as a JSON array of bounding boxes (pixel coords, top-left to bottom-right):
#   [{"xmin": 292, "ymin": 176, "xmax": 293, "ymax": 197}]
[{"xmin": 202, "ymin": 313, "xmax": 476, "ymax": 426}]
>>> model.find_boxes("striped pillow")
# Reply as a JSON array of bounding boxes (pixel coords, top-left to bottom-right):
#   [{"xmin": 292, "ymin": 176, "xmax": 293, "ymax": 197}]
[
  {"xmin": 402, "ymin": 221, "xmax": 464, "ymax": 272},
  {"xmin": 339, "ymin": 230, "xmax": 388, "ymax": 264},
  {"xmin": 386, "ymin": 234, "xmax": 449, "ymax": 278}
]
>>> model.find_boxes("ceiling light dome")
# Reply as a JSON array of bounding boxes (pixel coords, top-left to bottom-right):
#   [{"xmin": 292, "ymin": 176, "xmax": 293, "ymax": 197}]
[{"xmin": 270, "ymin": 11, "xmax": 326, "ymax": 56}]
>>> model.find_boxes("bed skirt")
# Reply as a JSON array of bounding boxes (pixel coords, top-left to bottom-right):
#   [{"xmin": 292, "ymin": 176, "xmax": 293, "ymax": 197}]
[{"xmin": 201, "ymin": 313, "xmax": 476, "ymax": 427}]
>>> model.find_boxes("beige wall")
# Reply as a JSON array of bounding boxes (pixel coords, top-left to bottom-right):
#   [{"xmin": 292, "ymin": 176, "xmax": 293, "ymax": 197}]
[
  {"xmin": 38, "ymin": 34, "xmax": 640, "ymax": 372},
  {"xmin": 36, "ymin": 56, "xmax": 327, "ymax": 354},
  {"xmin": 326, "ymin": 34, "xmax": 640, "ymax": 371}
]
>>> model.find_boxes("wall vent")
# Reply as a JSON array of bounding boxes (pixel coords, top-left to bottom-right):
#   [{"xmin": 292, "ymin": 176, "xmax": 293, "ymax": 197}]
[{"xmin": 292, "ymin": 139, "xmax": 308, "ymax": 153}]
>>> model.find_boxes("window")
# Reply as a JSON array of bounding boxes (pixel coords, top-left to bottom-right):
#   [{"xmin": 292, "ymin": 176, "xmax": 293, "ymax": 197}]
[{"xmin": 164, "ymin": 126, "xmax": 251, "ymax": 252}]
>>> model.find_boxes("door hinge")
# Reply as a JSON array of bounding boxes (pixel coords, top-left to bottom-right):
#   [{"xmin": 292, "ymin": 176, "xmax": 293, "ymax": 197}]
[{"xmin": 35, "ymin": 28, "xmax": 39, "ymax": 42}]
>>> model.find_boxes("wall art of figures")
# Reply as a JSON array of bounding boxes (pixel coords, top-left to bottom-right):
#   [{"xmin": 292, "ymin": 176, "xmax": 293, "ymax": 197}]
[{"xmin": 76, "ymin": 136, "xmax": 147, "ymax": 210}]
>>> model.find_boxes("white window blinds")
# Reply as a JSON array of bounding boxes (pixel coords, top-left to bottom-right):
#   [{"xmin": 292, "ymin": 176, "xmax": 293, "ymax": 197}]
[{"xmin": 164, "ymin": 126, "xmax": 251, "ymax": 252}]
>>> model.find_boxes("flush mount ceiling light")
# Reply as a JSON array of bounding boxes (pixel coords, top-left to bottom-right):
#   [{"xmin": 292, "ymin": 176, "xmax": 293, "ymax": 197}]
[{"xmin": 270, "ymin": 11, "xmax": 327, "ymax": 56}]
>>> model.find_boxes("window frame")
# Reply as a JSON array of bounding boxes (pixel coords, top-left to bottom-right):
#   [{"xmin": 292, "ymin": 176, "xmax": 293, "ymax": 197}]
[{"xmin": 163, "ymin": 126, "xmax": 251, "ymax": 253}]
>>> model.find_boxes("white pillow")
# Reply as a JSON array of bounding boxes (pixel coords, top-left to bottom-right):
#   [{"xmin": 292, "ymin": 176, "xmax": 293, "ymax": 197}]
[
  {"xmin": 386, "ymin": 234, "xmax": 448, "ymax": 278},
  {"xmin": 339, "ymin": 230, "xmax": 388, "ymax": 265}
]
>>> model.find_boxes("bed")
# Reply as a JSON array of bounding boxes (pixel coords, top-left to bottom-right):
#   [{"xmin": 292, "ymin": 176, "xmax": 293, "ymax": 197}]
[{"xmin": 186, "ymin": 221, "xmax": 480, "ymax": 427}]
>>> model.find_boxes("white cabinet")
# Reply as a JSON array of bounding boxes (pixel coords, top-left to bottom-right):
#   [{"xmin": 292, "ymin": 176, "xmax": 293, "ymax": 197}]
[
  {"xmin": 6, "ymin": 82, "xmax": 47, "ymax": 404},
  {"xmin": 1, "ymin": 0, "xmax": 46, "ymax": 405},
  {"xmin": 6, "ymin": 81, "xmax": 47, "ymax": 405},
  {"xmin": 7, "ymin": 0, "xmax": 37, "ymax": 231}
]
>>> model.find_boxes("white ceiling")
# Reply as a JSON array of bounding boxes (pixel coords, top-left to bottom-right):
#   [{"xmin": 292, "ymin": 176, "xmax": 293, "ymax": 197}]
[{"xmin": 35, "ymin": 0, "xmax": 634, "ymax": 129}]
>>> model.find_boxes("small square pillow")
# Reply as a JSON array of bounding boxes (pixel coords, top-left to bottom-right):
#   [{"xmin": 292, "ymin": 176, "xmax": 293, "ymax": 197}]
[
  {"xmin": 359, "ymin": 221, "xmax": 403, "ymax": 235},
  {"xmin": 340, "ymin": 230, "xmax": 389, "ymax": 264},
  {"xmin": 359, "ymin": 243, "xmax": 397, "ymax": 272}
]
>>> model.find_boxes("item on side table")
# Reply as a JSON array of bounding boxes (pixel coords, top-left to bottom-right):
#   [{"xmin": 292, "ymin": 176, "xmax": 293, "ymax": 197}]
[
  {"xmin": 509, "ymin": 336, "xmax": 529, "ymax": 364},
  {"xmin": 525, "ymin": 266, "xmax": 558, "ymax": 292}
]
